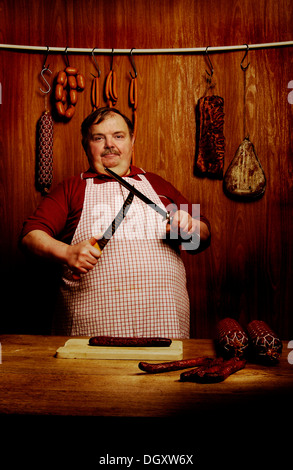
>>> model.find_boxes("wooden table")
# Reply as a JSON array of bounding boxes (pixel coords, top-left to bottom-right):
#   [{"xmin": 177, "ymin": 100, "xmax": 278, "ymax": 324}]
[
  {"xmin": 0, "ymin": 334, "xmax": 292, "ymax": 416},
  {"xmin": 1, "ymin": 335, "xmax": 292, "ymax": 465}
]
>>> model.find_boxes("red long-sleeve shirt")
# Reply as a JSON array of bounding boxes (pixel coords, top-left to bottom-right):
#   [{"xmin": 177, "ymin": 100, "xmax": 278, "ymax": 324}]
[{"xmin": 20, "ymin": 166, "xmax": 210, "ymax": 245}]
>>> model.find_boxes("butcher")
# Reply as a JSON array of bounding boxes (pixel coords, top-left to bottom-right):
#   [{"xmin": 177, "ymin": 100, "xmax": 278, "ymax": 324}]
[{"xmin": 20, "ymin": 107, "xmax": 210, "ymax": 337}]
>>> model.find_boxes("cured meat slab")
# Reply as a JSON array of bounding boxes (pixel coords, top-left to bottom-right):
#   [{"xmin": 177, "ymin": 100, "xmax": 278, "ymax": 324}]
[
  {"xmin": 195, "ymin": 95, "xmax": 225, "ymax": 179},
  {"xmin": 56, "ymin": 338, "xmax": 183, "ymax": 360}
]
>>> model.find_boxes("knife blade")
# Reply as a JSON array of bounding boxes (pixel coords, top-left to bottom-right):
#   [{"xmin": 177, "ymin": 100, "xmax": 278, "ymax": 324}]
[
  {"xmin": 72, "ymin": 190, "xmax": 134, "ymax": 280},
  {"xmin": 104, "ymin": 167, "xmax": 200, "ymax": 249},
  {"xmin": 96, "ymin": 190, "xmax": 134, "ymax": 249},
  {"xmin": 104, "ymin": 167, "xmax": 171, "ymax": 222}
]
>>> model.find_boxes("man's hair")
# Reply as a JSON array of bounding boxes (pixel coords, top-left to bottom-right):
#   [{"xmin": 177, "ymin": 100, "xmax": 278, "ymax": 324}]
[{"xmin": 81, "ymin": 107, "xmax": 134, "ymax": 152}]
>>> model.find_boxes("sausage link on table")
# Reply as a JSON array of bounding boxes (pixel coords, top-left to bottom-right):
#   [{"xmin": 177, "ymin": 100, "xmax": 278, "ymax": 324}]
[
  {"xmin": 180, "ymin": 358, "xmax": 224, "ymax": 381},
  {"xmin": 138, "ymin": 357, "xmax": 214, "ymax": 374},
  {"xmin": 180, "ymin": 357, "xmax": 246, "ymax": 383},
  {"xmin": 89, "ymin": 336, "xmax": 172, "ymax": 347}
]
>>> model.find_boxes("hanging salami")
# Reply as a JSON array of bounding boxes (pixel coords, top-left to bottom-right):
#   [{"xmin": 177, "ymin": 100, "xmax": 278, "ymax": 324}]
[
  {"xmin": 36, "ymin": 110, "xmax": 54, "ymax": 194},
  {"xmin": 37, "ymin": 60, "xmax": 54, "ymax": 195}
]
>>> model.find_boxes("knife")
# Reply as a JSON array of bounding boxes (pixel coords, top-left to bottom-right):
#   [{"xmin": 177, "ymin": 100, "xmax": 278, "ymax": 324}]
[
  {"xmin": 104, "ymin": 167, "xmax": 200, "ymax": 248},
  {"xmin": 105, "ymin": 167, "xmax": 171, "ymax": 222},
  {"xmin": 72, "ymin": 190, "xmax": 134, "ymax": 280}
]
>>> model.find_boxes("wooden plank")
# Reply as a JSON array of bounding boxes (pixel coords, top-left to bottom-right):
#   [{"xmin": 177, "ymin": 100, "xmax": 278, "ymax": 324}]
[{"xmin": 55, "ymin": 338, "xmax": 183, "ymax": 360}]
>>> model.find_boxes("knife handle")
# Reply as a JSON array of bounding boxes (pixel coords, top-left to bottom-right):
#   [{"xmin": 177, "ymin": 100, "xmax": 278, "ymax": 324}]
[
  {"xmin": 168, "ymin": 215, "xmax": 201, "ymax": 247},
  {"xmin": 72, "ymin": 240, "xmax": 101, "ymax": 281}
]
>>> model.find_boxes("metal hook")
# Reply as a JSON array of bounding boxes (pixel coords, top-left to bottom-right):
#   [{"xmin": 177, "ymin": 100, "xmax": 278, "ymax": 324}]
[
  {"xmin": 64, "ymin": 47, "xmax": 70, "ymax": 67},
  {"xmin": 110, "ymin": 48, "xmax": 115, "ymax": 71},
  {"xmin": 42, "ymin": 46, "xmax": 50, "ymax": 69},
  {"xmin": 129, "ymin": 48, "xmax": 137, "ymax": 79},
  {"xmin": 39, "ymin": 66, "xmax": 52, "ymax": 94},
  {"xmin": 205, "ymin": 46, "xmax": 214, "ymax": 78},
  {"xmin": 241, "ymin": 44, "xmax": 250, "ymax": 71},
  {"xmin": 91, "ymin": 47, "xmax": 101, "ymax": 77},
  {"xmin": 39, "ymin": 47, "xmax": 52, "ymax": 94}
]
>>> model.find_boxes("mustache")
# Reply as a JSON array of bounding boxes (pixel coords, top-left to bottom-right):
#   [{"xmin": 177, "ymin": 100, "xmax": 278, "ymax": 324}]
[{"xmin": 101, "ymin": 149, "xmax": 120, "ymax": 156}]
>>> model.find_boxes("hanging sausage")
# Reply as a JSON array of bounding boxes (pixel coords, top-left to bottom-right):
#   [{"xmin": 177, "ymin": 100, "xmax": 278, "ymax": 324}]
[
  {"xmin": 37, "ymin": 110, "xmax": 54, "ymax": 194},
  {"xmin": 105, "ymin": 50, "xmax": 118, "ymax": 108},
  {"xmin": 129, "ymin": 49, "xmax": 138, "ymax": 165},
  {"xmin": 105, "ymin": 68, "xmax": 118, "ymax": 107},
  {"xmin": 90, "ymin": 48, "xmax": 101, "ymax": 111},
  {"xmin": 36, "ymin": 59, "xmax": 54, "ymax": 194},
  {"xmin": 91, "ymin": 74, "xmax": 100, "ymax": 110},
  {"xmin": 129, "ymin": 75, "xmax": 137, "ymax": 128}
]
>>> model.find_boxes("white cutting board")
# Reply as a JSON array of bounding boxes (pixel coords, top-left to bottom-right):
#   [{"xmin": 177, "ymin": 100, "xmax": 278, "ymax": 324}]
[{"xmin": 56, "ymin": 338, "xmax": 183, "ymax": 360}]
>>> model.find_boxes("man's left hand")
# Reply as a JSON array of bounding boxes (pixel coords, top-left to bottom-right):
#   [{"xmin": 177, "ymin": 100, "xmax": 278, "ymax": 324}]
[{"xmin": 166, "ymin": 210, "xmax": 198, "ymax": 237}]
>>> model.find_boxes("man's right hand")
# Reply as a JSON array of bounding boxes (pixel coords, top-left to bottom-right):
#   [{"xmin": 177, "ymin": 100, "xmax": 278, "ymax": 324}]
[
  {"xmin": 66, "ymin": 237, "xmax": 101, "ymax": 275},
  {"xmin": 21, "ymin": 230, "xmax": 102, "ymax": 276}
]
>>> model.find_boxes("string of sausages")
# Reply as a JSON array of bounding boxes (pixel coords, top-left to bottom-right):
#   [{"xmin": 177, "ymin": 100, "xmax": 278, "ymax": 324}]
[{"xmin": 54, "ymin": 66, "xmax": 85, "ymax": 119}]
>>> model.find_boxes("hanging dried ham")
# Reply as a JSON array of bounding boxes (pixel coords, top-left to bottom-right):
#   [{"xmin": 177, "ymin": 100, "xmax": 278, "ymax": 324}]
[
  {"xmin": 223, "ymin": 136, "xmax": 266, "ymax": 200},
  {"xmin": 195, "ymin": 95, "xmax": 225, "ymax": 179},
  {"xmin": 223, "ymin": 50, "xmax": 266, "ymax": 200}
]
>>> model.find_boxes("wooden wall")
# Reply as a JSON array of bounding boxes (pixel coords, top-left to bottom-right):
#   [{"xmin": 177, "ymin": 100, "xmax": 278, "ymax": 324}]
[{"xmin": 0, "ymin": 0, "xmax": 292, "ymax": 338}]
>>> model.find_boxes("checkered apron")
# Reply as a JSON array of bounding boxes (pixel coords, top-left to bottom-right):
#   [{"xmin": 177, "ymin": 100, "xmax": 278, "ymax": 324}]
[{"xmin": 52, "ymin": 174, "xmax": 190, "ymax": 338}]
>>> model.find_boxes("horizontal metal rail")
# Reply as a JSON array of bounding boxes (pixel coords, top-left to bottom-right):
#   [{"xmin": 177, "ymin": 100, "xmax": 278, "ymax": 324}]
[{"xmin": 0, "ymin": 41, "xmax": 292, "ymax": 55}]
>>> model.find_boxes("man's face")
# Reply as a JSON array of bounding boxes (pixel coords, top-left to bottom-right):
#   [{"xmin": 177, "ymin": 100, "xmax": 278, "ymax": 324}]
[{"xmin": 86, "ymin": 113, "xmax": 135, "ymax": 176}]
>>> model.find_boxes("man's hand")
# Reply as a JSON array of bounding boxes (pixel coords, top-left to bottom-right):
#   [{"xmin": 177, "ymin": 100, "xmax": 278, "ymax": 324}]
[
  {"xmin": 166, "ymin": 210, "xmax": 198, "ymax": 238},
  {"xmin": 66, "ymin": 237, "xmax": 101, "ymax": 274},
  {"xmin": 21, "ymin": 230, "xmax": 104, "ymax": 275}
]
